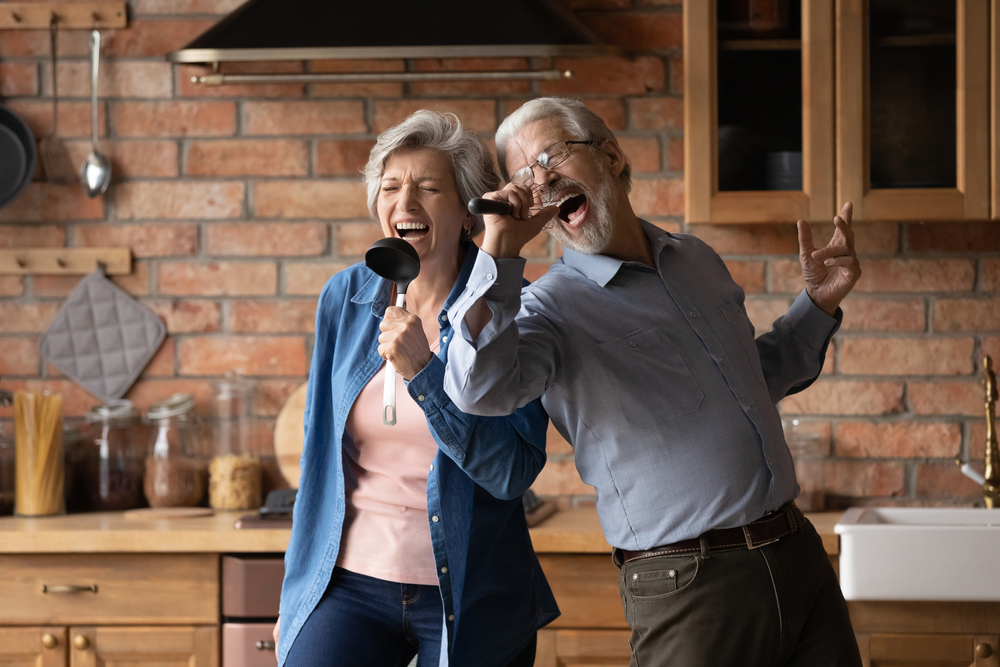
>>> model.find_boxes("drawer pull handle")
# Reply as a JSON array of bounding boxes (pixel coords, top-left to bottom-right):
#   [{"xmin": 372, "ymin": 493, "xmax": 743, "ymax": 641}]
[
  {"xmin": 42, "ymin": 634, "xmax": 59, "ymax": 649},
  {"xmin": 256, "ymin": 640, "xmax": 276, "ymax": 651},
  {"xmin": 73, "ymin": 635, "xmax": 90, "ymax": 650},
  {"xmin": 42, "ymin": 584, "xmax": 98, "ymax": 594}
]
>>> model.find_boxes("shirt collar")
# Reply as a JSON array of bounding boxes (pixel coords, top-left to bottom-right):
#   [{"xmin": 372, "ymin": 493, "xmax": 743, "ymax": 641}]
[{"xmin": 561, "ymin": 219, "xmax": 674, "ymax": 287}]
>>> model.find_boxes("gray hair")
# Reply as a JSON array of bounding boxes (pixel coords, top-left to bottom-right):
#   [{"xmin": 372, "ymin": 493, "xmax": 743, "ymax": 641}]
[
  {"xmin": 495, "ymin": 97, "xmax": 631, "ymax": 193},
  {"xmin": 363, "ymin": 110, "xmax": 499, "ymax": 239}
]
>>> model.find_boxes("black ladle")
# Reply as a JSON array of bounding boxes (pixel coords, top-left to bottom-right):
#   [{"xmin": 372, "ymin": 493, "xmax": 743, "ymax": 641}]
[
  {"xmin": 468, "ymin": 197, "xmax": 513, "ymax": 217},
  {"xmin": 365, "ymin": 237, "xmax": 421, "ymax": 426}
]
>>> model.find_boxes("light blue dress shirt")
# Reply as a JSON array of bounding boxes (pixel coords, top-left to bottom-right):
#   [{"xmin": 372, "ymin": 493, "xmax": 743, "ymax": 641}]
[{"xmin": 445, "ymin": 221, "xmax": 840, "ymax": 551}]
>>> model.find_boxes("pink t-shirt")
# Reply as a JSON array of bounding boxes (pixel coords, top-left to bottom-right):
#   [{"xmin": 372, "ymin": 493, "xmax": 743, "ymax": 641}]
[{"xmin": 336, "ymin": 352, "xmax": 440, "ymax": 585}]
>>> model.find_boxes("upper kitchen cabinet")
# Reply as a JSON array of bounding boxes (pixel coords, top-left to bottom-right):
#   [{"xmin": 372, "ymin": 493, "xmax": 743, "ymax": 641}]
[
  {"xmin": 684, "ymin": 0, "xmax": 837, "ymax": 224},
  {"xmin": 837, "ymin": 0, "xmax": 991, "ymax": 221}
]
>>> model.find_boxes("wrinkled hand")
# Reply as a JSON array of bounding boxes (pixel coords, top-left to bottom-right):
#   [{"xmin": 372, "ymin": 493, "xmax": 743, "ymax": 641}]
[
  {"xmin": 480, "ymin": 182, "xmax": 559, "ymax": 260},
  {"xmin": 797, "ymin": 202, "xmax": 862, "ymax": 317},
  {"xmin": 378, "ymin": 306, "xmax": 433, "ymax": 381},
  {"xmin": 272, "ymin": 616, "xmax": 280, "ymax": 660}
]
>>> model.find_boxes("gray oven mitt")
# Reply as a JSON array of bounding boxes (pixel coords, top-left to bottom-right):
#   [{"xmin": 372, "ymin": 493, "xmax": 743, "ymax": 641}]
[{"xmin": 39, "ymin": 269, "xmax": 166, "ymax": 402}]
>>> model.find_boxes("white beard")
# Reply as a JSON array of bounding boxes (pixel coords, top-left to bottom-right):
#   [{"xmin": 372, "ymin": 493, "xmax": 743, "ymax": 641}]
[{"xmin": 540, "ymin": 167, "xmax": 616, "ymax": 255}]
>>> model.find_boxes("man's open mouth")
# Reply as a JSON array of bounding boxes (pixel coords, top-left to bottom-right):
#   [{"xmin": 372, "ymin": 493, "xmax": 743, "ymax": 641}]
[
  {"xmin": 395, "ymin": 222, "xmax": 428, "ymax": 239},
  {"xmin": 551, "ymin": 194, "xmax": 587, "ymax": 223}
]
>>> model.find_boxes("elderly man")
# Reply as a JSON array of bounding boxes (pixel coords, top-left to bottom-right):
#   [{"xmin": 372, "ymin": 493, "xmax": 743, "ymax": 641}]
[{"xmin": 443, "ymin": 97, "xmax": 863, "ymax": 667}]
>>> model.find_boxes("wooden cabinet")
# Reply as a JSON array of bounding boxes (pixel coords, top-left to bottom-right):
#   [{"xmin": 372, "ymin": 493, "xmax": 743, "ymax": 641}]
[
  {"xmin": 684, "ymin": 0, "xmax": 995, "ymax": 223},
  {"xmin": 0, "ymin": 626, "xmax": 217, "ymax": 667},
  {"xmin": 536, "ymin": 629, "xmax": 632, "ymax": 667},
  {"xmin": 0, "ymin": 627, "xmax": 66, "ymax": 667}
]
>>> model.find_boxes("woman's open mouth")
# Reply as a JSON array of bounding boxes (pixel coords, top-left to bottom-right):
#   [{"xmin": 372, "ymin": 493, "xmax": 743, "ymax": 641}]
[{"xmin": 395, "ymin": 222, "xmax": 429, "ymax": 240}]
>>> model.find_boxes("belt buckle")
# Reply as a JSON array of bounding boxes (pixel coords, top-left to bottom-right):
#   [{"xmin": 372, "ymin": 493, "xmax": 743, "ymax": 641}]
[{"xmin": 743, "ymin": 525, "xmax": 780, "ymax": 550}]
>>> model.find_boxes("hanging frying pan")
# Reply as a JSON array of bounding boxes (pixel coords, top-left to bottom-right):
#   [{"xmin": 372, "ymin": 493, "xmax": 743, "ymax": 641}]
[{"xmin": 0, "ymin": 104, "xmax": 37, "ymax": 209}]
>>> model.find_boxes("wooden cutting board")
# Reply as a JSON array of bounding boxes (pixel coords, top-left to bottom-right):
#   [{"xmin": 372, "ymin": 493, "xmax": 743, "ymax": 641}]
[{"xmin": 273, "ymin": 382, "xmax": 308, "ymax": 488}]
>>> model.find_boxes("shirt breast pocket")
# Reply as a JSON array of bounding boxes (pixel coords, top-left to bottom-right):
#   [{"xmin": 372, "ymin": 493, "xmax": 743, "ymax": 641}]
[{"xmin": 596, "ymin": 326, "xmax": 704, "ymax": 429}]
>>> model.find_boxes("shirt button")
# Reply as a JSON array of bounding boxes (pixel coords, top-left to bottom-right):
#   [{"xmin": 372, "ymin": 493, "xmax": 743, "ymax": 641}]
[
  {"xmin": 766, "ymin": 458, "xmax": 773, "ymax": 465},
  {"xmin": 448, "ymin": 615, "xmax": 455, "ymax": 622},
  {"xmin": 441, "ymin": 566, "xmax": 448, "ymax": 574},
  {"xmin": 719, "ymin": 358, "xmax": 726, "ymax": 365},
  {"xmin": 418, "ymin": 395, "xmax": 425, "ymax": 402},
  {"xmin": 485, "ymin": 273, "xmax": 494, "ymax": 281},
  {"xmin": 442, "ymin": 335, "xmax": 448, "ymax": 343},
  {"xmin": 431, "ymin": 515, "xmax": 440, "ymax": 522},
  {"xmin": 440, "ymin": 313, "xmax": 448, "ymax": 322},
  {"xmin": 689, "ymin": 311, "xmax": 697, "ymax": 318},
  {"xmin": 429, "ymin": 464, "xmax": 434, "ymax": 471},
  {"xmin": 628, "ymin": 341, "xmax": 636, "ymax": 348}
]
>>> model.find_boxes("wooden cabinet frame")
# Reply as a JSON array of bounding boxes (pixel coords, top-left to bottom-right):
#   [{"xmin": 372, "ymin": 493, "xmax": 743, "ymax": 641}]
[
  {"xmin": 993, "ymin": 0, "xmax": 999, "ymax": 220},
  {"xmin": 836, "ymin": 0, "xmax": 991, "ymax": 221},
  {"xmin": 684, "ymin": 0, "xmax": 836, "ymax": 224}
]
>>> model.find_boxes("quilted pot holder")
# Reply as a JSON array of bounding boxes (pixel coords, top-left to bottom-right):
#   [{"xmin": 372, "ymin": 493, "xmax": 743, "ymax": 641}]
[{"xmin": 39, "ymin": 269, "xmax": 166, "ymax": 402}]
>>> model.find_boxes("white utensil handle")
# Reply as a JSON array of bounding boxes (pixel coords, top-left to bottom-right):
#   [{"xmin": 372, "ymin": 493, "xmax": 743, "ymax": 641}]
[{"xmin": 382, "ymin": 292, "xmax": 406, "ymax": 426}]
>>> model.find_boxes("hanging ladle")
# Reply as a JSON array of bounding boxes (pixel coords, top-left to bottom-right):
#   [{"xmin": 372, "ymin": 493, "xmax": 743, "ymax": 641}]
[
  {"xmin": 365, "ymin": 238, "xmax": 420, "ymax": 426},
  {"xmin": 80, "ymin": 30, "xmax": 111, "ymax": 198}
]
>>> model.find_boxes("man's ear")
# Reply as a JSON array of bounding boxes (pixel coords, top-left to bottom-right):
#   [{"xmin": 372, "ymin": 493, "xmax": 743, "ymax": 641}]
[{"xmin": 603, "ymin": 140, "xmax": 627, "ymax": 178}]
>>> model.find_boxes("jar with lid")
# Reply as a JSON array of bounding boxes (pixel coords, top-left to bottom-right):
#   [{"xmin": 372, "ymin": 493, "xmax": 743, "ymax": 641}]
[
  {"xmin": 782, "ymin": 418, "xmax": 828, "ymax": 512},
  {"xmin": 207, "ymin": 374, "xmax": 261, "ymax": 510},
  {"xmin": 143, "ymin": 393, "xmax": 206, "ymax": 508},
  {"xmin": 66, "ymin": 401, "xmax": 145, "ymax": 512},
  {"xmin": 0, "ymin": 423, "xmax": 13, "ymax": 516}
]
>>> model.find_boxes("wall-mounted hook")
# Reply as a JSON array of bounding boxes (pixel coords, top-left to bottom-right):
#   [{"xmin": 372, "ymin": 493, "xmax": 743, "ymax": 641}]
[
  {"xmin": 11, "ymin": 11, "xmax": 22, "ymax": 22},
  {"xmin": 56, "ymin": 258, "xmax": 67, "ymax": 268},
  {"xmin": 91, "ymin": 11, "xmax": 101, "ymax": 26},
  {"xmin": 15, "ymin": 258, "xmax": 26, "ymax": 268}
]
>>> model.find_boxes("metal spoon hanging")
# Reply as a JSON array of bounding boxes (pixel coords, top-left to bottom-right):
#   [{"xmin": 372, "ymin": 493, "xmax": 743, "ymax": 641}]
[
  {"xmin": 365, "ymin": 238, "xmax": 420, "ymax": 426},
  {"xmin": 80, "ymin": 30, "xmax": 111, "ymax": 198}
]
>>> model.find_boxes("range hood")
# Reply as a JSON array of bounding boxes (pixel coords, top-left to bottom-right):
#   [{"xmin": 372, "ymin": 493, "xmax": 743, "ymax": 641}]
[{"xmin": 167, "ymin": 0, "xmax": 617, "ymax": 84}]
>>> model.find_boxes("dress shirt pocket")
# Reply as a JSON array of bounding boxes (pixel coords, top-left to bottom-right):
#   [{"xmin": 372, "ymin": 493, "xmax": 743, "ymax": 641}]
[
  {"xmin": 596, "ymin": 326, "xmax": 703, "ymax": 428},
  {"xmin": 719, "ymin": 302, "xmax": 767, "ymax": 389}
]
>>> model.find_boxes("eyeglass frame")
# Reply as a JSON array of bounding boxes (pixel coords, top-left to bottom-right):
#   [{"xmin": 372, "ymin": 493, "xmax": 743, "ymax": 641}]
[{"xmin": 509, "ymin": 140, "xmax": 597, "ymax": 187}]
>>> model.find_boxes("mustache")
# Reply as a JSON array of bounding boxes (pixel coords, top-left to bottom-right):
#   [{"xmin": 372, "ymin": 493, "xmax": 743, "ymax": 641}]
[{"xmin": 531, "ymin": 177, "xmax": 586, "ymax": 208}]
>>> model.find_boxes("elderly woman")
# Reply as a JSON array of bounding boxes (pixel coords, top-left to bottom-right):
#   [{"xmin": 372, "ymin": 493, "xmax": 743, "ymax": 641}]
[{"xmin": 275, "ymin": 110, "xmax": 558, "ymax": 667}]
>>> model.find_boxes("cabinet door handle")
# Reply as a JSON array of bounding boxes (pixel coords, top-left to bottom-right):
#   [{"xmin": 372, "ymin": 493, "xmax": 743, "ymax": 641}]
[
  {"xmin": 256, "ymin": 640, "xmax": 276, "ymax": 651},
  {"xmin": 41, "ymin": 634, "xmax": 59, "ymax": 649},
  {"xmin": 73, "ymin": 635, "xmax": 90, "ymax": 650},
  {"xmin": 976, "ymin": 643, "xmax": 993, "ymax": 659},
  {"xmin": 41, "ymin": 584, "xmax": 98, "ymax": 594}
]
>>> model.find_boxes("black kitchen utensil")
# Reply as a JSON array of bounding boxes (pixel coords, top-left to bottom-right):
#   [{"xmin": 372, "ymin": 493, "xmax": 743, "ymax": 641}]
[
  {"xmin": 365, "ymin": 238, "xmax": 420, "ymax": 426},
  {"xmin": 0, "ymin": 104, "xmax": 37, "ymax": 209}
]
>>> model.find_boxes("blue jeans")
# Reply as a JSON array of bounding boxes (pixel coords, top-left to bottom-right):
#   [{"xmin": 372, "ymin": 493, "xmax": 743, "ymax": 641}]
[{"xmin": 284, "ymin": 567, "xmax": 537, "ymax": 667}]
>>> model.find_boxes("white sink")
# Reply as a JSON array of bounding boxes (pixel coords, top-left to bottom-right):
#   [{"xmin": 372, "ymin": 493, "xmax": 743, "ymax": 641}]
[{"xmin": 835, "ymin": 507, "xmax": 1000, "ymax": 601}]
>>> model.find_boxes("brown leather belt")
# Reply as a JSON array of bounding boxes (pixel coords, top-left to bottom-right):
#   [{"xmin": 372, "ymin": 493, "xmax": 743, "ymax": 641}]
[{"xmin": 620, "ymin": 503, "xmax": 805, "ymax": 564}]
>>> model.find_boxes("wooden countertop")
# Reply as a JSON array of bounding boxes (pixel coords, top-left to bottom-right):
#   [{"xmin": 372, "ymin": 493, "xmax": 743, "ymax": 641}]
[{"xmin": 0, "ymin": 507, "xmax": 842, "ymax": 555}]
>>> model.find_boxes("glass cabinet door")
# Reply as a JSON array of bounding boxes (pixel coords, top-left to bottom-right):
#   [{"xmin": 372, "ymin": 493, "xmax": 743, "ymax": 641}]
[
  {"xmin": 685, "ymin": 0, "xmax": 836, "ymax": 223},
  {"xmin": 837, "ymin": 0, "xmax": 990, "ymax": 221}
]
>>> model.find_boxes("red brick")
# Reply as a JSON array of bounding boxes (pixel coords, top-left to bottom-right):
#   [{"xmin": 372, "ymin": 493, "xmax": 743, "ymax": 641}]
[
  {"xmin": 969, "ymin": 421, "xmax": 989, "ymax": 459},
  {"xmin": 541, "ymin": 56, "xmax": 665, "ymax": 95},
  {"xmin": 984, "ymin": 259, "xmax": 1000, "ymax": 292},
  {"xmin": 0, "ymin": 225, "xmax": 64, "ymax": 248},
  {"xmin": 178, "ymin": 336, "xmax": 307, "ymax": 375},
  {"xmin": 546, "ymin": 420, "xmax": 574, "ymax": 455},
  {"xmin": 809, "ymin": 221, "xmax": 899, "ymax": 254},
  {"xmin": 933, "ymin": 298, "xmax": 1000, "ymax": 332},
  {"xmin": 580, "ymin": 12, "xmax": 683, "ymax": 50},
  {"xmin": 73, "ymin": 223, "xmax": 198, "ymax": 257},
  {"xmin": 744, "ymin": 298, "xmax": 793, "ymax": 334},
  {"xmin": 0, "ymin": 379, "xmax": 100, "ymax": 419},
  {"xmin": 48, "ymin": 61, "xmax": 172, "ymax": 98},
  {"xmin": 779, "ymin": 381, "xmax": 904, "ymax": 415},
  {"xmin": 908, "ymin": 381, "xmax": 983, "ymax": 416},
  {"xmin": 724, "ymin": 260, "xmax": 766, "ymax": 294},
  {"xmin": 147, "ymin": 299, "xmax": 222, "ymax": 333},
  {"xmin": 0, "ymin": 62, "xmax": 37, "ymax": 96},
  {"xmin": 839, "ymin": 338, "xmax": 974, "ymax": 376},
  {"xmin": 114, "ymin": 101, "xmax": 236, "ymax": 138},
  {"xmin": 0, "ymin": 277, "xmax": 24, "ymax": 296},
  {"xmin": 125, "ymin": 378, "xmax": 215, "ymax": 416},
  {"xmin": 158, "ymin": 261, "xmax": 276, "ymax": 296},
  {"xmin": 669, "ymin": 54, "xmax": 683, "ymax": 95},
  {"xmin": 244, "ymin": 101, "xmax": 365, "ymax": 135},
  {"xmin": 688, "ymin": 224, "xmax": 798, "ymax": 255},
  {"xmin": 0, "ymin": 303, "xmax": 60, "ymax": 333},
  {"xmin": 142, "ymin": 338, "xmax": 175, "ymax": 376},
  {"xmin": 317, "ymin": 140, "xmax": 377, "ymax": 177},
  {"xmin": 835, "ymin": 421, "xmax": 961, "ymax": 458},
  {"xmin": 0, "ymin": 184, "xmax": 103, "ymax": 222},
  {"xmin": 616, "ymin": 137, "xmax": 660, "ymax": 173},
  {"xmin": 532, "ymin": 457, "xmax": 594, "ymax": 496},
  {"xmin": 100, "ymin": 19, "xmax": 216, "ymax": 57},
  {"xmin": 254, "ymin": 181, "xmax": 368, "ymax": 220},
  {"xmin": 178, "ymin": 62, "xmax": 306, "ymax": 99},
  {"xmin": 7, "ymin": 100, "xmax": 106, "ymax": 140},
  {"xmin": 32, "ymin": 262, "xmax": 151, "ymax": 297},
  {"xmin": 116, "ymin": 182, "xmax": 244, "ymax": 220},
  {"xmin": 335, "ymin": 223, "xmax": 384, "ymax": 257},
  {"xmin": 205, "ymin": 222, "xmax": 327, "ymax": 257},
  {"xmin": 256, "ymin": 379, "xmax": 305, "ymax": 416},
  {"xmin": 63, "ymin": 140, "xmax": 179, "ymax": 178},
  {"xmin": 284, "ymin": 262, "xmax": 352, "ymax": 296},
  {"xmin": 186, "ymin": 140, "xmax": 307, "ymax": 177},
  {"xmin": 374, "ymin": 99, "xmax": 496, "ymax": 134},
  {"xmin": 0, "ymin": 31, "xmax": 48, "ymax": 57},
  {"xmin": 853, "ymin": 259, "xmax": 976, "ymax": 293},
  {"xmin": 501, "ymin": 98, "xmax": 627, "ymax": 131},
  {"xmin": 134, "ymin": 0, "xmax": 245, "ymax": 13},
  {"xmin": 826, "ymin": 460, "xmax": 906, "ymax": 497},
  {"xmin": 0, "ymin": 338, "xmax": 40, "ymax": 375},
  {"xmin": 667, "ymin": 135, "xmax": 683, "ymax": 171},
  {"xmin": 982, "ymin": 338, "xmax": 1000, "ymax": 367},
  {"xmin": 840, "ymin": 298, "xmax": 926, "ymax": 332},
  {"xmin": 915, "ymin": 463, "xmax": 983, "ymax": 500},
  {"xmin": 907, "ymin": 222, "xmax": 1000, "ymax": 252},
  {"xmin": 523, "ymin": 263, "xmax": 553, "ymax": 283},
  {"xmin": 411, "ymin": 58, "xmax": 532, "ymax": 96},
  {"xmin": 309, "ymin": 59, "xmax": 406, "ymax": 98},
  {"xmin": 629, "ymin": 178, "xmax": 684, "ymax": 217},
  {"xmin": 629, "ymin": 96, "xmax": 684, "ymax": 131},
  {"xmin": 227, "ymin": 300, "xmax": 318, "ymax": 333},
  {"xmin": 111, "ymin": 261, "xmax": 152, "ymax": 296}
]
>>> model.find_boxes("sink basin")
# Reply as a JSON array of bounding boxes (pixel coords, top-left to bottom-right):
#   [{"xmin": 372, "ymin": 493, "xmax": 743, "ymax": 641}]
[{"xmin": 835, "ymin": 507, "xmax": 1000, "ymax": 601}]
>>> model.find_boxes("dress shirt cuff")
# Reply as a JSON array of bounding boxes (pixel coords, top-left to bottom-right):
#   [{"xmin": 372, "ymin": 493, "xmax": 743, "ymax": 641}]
[
  {"xmin": 788, "ymin": 290, "xmax": 842, "ymax": 349},
  {"xmin": 446, "ymin": 252, "xmax": 525, "ymax": 347},
  {"xmin": 405, "ymin": 354, "xmax": 446, "ymax": 412}
]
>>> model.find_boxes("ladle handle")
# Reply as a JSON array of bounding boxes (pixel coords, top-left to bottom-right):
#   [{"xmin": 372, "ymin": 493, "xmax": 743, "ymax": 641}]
[
  {"xmin": 468, "ymin": 197, "xmax": 513, "ymax": 217},
  {"xmin": 382, "ymin": 293, "xmax": 406, "ymax": 426},
  {"xmin": 89, "ymin": 30, "xmax": 100, "ymax": 150}
]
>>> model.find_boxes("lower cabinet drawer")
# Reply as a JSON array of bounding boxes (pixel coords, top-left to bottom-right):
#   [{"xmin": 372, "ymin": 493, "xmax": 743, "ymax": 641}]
[
  {"xmin": 223, "ymin": 623, "xmax": 278, "ymax": 667},
  {"xmin": 0, "ymin": 553, "xmax": 218, "ymax": 625}
]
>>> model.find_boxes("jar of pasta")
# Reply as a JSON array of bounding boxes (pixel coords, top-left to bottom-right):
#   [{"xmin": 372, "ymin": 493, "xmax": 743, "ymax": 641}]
[{"xmin": 207, "ymin": 374, "xmax": 261, "ymax": 510}]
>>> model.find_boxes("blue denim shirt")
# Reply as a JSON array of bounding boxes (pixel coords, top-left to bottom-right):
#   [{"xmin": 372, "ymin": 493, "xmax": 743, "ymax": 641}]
[{"xmin": 278, "ymin": 244, "xmax": 559, "ymax": 667}]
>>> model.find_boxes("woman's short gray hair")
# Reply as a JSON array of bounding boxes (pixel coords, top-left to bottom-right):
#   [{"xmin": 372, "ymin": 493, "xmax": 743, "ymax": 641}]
[
  {"xmin": 495, "ymin": 97, "xmax": 631, "ymax": 193},
  {"xmin": 363, "ymin": 110, "xmax": 499, "ymax": 239}
]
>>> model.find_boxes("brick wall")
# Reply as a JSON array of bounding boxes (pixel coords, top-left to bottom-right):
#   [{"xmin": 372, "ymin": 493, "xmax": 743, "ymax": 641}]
[{"xmin": 0, "ymin": 0, "xmax": 997, "ymax": 508}]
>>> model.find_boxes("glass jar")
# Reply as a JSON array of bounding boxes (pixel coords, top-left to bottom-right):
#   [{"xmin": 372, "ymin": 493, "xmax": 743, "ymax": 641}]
[
  {"xmin": 67, "ymin": 401, "xmax": 145, "ymax": 512},
  {"xmin": 782, "ymin": 418, "xmax": 827, "ymax": 512},
  {"xmin": 0, "ymin": 423, "xmax": 13, "ymax": 516},
  {"xmin": 207, "ymin": 374, "xmax": 261, "ymax": 510},
  {"xmin": 143, "ymin": 394, "xmax": 206, "ymax": 508}
]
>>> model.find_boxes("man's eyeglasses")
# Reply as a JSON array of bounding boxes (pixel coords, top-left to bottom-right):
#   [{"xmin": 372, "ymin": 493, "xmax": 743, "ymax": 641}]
[{"xmin": 510, "ymin": 140, "xmax": 596, "ymax": 187}]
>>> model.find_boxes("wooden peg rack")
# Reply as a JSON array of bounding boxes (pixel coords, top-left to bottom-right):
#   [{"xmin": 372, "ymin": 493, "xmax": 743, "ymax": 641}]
[
  {"xmin": 0, "ymin": 248, "xmax": 131, "ymax": 275},
  {"xmin": 0, "ymin": 3, "xmax": 127, "ymax": 30}
]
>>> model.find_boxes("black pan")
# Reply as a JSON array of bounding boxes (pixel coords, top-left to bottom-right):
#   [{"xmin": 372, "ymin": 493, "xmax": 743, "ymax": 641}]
[{"xmin": 0, "ymin": 104, "xmax": 37, "ymax": 209}]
